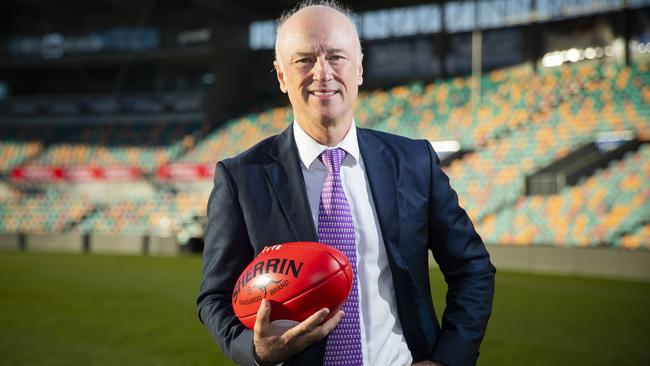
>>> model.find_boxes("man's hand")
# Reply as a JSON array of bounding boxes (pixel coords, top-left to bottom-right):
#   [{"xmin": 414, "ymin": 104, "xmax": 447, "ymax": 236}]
[{"xmin": 253, "ymin": 298, "xmax": 344, "ymax": 366}]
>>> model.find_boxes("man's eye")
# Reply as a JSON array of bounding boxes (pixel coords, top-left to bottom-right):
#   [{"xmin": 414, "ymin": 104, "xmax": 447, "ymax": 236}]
[
  {"xmin": 329, "ymin": 55, "xmax": 345, "ymax": 61},
  {"xmin": 296, "ymin": 58, "xmax": 313, "ymax": 64}
]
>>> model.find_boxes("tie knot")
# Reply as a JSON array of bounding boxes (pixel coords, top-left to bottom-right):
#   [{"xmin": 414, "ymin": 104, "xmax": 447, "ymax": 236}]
[{"xmin": 320, "ymin": 148, "xmax": 346, "ymax": 174}]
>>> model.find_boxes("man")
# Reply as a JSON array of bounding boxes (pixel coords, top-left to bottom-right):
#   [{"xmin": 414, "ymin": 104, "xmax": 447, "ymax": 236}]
[{"xmin": 197, "ymin": 2, "xmax": 495, "ymax": 366}]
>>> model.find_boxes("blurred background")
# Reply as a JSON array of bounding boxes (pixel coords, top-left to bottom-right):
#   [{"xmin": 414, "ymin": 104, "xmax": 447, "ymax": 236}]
[{"xmin": 0, "ymin": 0, "xmax": 649, "ymax": 365}]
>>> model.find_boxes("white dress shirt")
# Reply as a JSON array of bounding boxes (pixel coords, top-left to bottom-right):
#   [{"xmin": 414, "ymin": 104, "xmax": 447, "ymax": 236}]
[{"xmin": 293, "ymin": 121, "xmax": 413, "ymax": 366}]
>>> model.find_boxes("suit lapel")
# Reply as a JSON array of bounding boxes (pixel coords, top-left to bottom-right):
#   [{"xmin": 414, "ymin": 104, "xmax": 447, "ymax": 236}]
[
  {"xmin": 263, "ymin": 127, "xmax": 326, "ymax": 364},
  {"xmin": 264, "ymin": 125, "xmax": 319, "ymax": 243},
  {"xmin": 359, "ymin": 129, "xmax": 430, "ymax": 357},
  {"xmin": 357, "ymin": 128, "xmax": 402, "ymax": 261}
]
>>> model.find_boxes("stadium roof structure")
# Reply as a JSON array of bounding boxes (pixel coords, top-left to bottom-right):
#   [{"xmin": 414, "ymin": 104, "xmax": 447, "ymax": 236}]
[
  {"xmin": 0, "ymin": 0, "xmax": 447, "ymax": 32},
  {"xmin": 1, "ymin": 0, "xmax": 646, "ymax": 118},
  {"xmin": 3, "ymin": 0, "xmax": 644, "ymax": 40}
]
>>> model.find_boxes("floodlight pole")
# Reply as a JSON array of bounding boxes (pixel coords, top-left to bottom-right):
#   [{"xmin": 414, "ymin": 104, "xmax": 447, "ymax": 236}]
[
  {"xmin": 471, "ymin": 0, "xmax": 482, "ymax": 121},
  {"xmin": 527, "ymin": 0, "xmax": 540, "ymax": 74},
  {"xmin": 439, "ymin": 2, "xmax": 449, "ymax": 79},
  {"xmin": 622, "ymin": 0, "xmax": 631, "ymax": 66}
]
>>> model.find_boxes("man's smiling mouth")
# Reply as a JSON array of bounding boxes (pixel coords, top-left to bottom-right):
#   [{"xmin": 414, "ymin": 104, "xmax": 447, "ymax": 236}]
[{"xmin": 310, "ymin": 89, "xmax": 338, "ymax": 98}]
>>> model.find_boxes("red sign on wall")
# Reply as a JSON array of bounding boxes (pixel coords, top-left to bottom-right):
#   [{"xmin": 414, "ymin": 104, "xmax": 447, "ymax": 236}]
[
  {"xmin": 156, "ymin": 163, "xmax": 214, "ymax": 181},
  {"xmin": 10, "ymin": 165, "xmax": 143, "ymax": 182}
]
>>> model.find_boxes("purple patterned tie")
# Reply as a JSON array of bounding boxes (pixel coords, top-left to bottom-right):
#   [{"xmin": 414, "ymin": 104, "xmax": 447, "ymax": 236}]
[{"xmin": 318, "ymin": 148, "xmax": 363, "ymax": 366}]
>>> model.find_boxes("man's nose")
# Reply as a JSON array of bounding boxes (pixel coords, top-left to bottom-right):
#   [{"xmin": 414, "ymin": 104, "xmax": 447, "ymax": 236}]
[{"xmin": 313, "ymin": 57, "xmax": 333, "ymax": 82}]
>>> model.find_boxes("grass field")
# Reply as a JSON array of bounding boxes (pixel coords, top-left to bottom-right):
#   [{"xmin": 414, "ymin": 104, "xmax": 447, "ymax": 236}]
[{"xmin": 0, "ymin": 251, "xmax": 648, "ymax": 366}]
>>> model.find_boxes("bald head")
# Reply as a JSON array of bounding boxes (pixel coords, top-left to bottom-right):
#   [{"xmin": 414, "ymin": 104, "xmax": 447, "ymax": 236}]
[{"xmin": 275, "ymin": 4, "xmax": 362, "ymax": 68}]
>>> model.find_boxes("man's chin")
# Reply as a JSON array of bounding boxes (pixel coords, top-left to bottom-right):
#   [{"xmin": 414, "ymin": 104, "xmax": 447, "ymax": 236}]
[
  {"xmin": 312, "ymin": 113, "xmax": 342, "ymax": 126},
  {"xmin": 306, "ymin": 108, "xmax": 340, "ymax": 124}
]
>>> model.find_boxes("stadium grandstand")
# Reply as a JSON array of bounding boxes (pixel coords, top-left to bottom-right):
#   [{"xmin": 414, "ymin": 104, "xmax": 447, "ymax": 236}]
[
  {"xmin": 1, "ymin": 1, "xmax": 649, "ymax": 265},
  {"xmin": 2, "ymin": 1, "xmax": 650, "ymax": 365}
]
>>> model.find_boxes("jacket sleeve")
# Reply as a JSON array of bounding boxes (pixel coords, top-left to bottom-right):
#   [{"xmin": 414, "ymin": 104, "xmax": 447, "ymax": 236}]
[
  {"xmin": 197, "ymin": 161, "xmax": 257, "ymax": 366},
  {"xmin": 424, "ymin": 141, "xmax": 496, "ymax": 366}
]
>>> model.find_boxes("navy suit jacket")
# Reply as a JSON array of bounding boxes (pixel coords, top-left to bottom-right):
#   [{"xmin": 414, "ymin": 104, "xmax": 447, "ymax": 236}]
[{"xmin": 197, "ymin": 125, "xmax": 495, "ymax": 366}]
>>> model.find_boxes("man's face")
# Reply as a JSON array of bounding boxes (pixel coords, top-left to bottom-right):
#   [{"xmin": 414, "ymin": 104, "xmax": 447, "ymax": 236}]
[{"xmin": 274, "ymin": 7, "xmax": 363, "ymax": 129}]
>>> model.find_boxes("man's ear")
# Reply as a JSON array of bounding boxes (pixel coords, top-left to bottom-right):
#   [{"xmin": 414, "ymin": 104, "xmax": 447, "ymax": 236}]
[
  {"xmin": 274, "ymin": 60, "xmax": 287, "ymax": 94},
  {"xmin": 357, "ymin": 53, "xmax": 364, "ymax": 86}
]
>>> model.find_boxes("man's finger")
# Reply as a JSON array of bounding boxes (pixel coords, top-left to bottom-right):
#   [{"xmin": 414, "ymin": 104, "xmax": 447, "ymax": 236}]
[
  {"xmin": 254, "ymin": 299, "xmax": 271, "ymax": 336},
  {"xmin": 285, "ymin": 308, "xmax": 329, "ymax": 338},
  {"xmin": 319, "ymin": 310, "xmax": 344, "ymax": 336},
  {"xmin": 301, "ymin": 309, "xmax": 344, "ymax": 343}
]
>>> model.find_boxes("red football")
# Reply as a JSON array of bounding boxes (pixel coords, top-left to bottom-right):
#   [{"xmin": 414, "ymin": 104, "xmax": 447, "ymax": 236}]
[{"xmin": 232, "ymin": 241, "xmax": 353, "ymax": 330}]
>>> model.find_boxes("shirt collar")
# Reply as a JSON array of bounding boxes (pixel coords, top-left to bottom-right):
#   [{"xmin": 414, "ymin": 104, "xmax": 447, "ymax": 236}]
[{"xmin": 292, "ymin": 119, "xmax": 360, "ymax": 169}]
